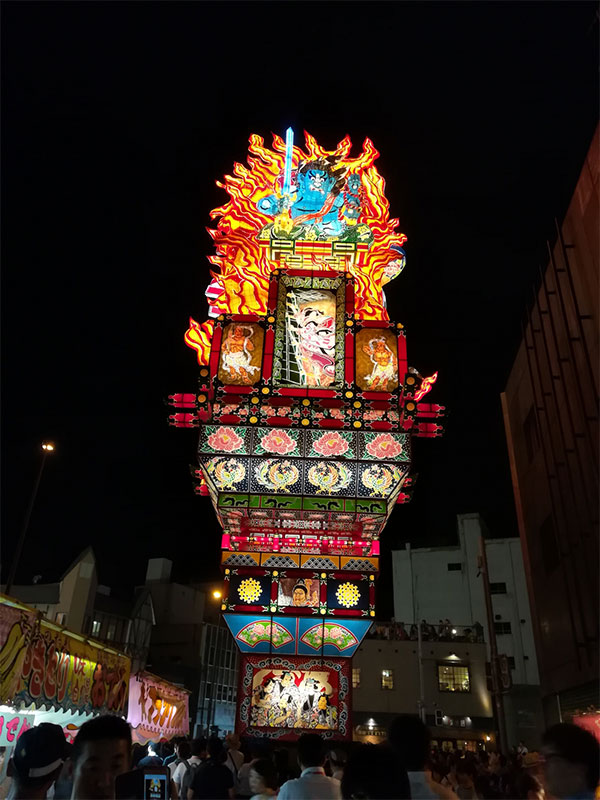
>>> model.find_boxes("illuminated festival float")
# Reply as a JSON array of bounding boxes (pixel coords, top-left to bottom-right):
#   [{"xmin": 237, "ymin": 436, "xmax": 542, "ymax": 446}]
[{"xmin": 169, "ymin": 130, "xmax": 444, "ymax": 740}]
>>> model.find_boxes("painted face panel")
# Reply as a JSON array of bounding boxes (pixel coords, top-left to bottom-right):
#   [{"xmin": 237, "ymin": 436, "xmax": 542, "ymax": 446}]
[{"xmin": 284, "ymin": 289, "xmax": 336, "ymax": 387}]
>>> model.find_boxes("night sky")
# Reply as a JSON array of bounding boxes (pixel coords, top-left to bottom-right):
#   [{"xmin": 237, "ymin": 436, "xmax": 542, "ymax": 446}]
[{"xmin": 2, "ymin": 2, "xmax": 597, "ymax": 615}]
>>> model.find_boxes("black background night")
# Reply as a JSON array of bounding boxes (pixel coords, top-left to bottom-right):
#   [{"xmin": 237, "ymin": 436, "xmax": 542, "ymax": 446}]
[{"xmin": 2, "ymin": 1, "xmax": 597, "ymax": 617}]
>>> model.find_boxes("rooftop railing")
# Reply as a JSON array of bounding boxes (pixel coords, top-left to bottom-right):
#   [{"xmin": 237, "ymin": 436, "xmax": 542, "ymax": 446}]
[{"xmin": 366, "ymin": 621, "xmax": 485, "ymax": 643}]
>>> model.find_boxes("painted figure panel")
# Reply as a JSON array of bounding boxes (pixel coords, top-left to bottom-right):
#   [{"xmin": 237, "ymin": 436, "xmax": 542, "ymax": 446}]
[
  {"xmin": 278, "ymin": 577, "xmax": 319, "ymax": 608},
  {"xmin": 218, "ymin": 323, "xmax": 264, "ymax": 385},
  {"xmin": 283, "ymin": 289, "xmax": 336, "ymax": 387},
  {"xmin": 250, "ymin": 667, "xmax": 338, "ymax": 730},
  {"xmin": 355, "ymin": 328, "xmax": 398, "ymax": 392}
]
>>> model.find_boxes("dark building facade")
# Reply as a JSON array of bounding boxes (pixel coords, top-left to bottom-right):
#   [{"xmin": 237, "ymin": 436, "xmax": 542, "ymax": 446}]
[{"xmin": 501, "ymin": 126, "xmax": 599, "ymax": 725}]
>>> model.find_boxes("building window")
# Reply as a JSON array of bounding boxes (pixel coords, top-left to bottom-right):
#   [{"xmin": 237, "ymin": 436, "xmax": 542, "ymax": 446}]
[
  {"xmin": 447, "ymin": 562, "xmax": 462, "ymax": 572},
  {"xmin": 540, "ymin": 515, "xmax": 560, "ymax": 573},
  {"xmin": 381, "ymin": 669, "xmax": 394, "ymax": 690},
  {"xmin": 352, "ymin": 668, "xmax": 361, "ymax": 689},
  {"xmin": 490, "ymin": 582, "xmax": 507, "ymax": 594},
  {"xmin": 91, "ymin": 620, "xmax": 101, "ymax": 637},
  {"xmin": 494, "ymin": 622, "xmax": 512, "ymax": 635},
  {"xmin": 55, "ymin": 612, "xmax": 67, "ymax": 626},
  {"xmin": 523, "ymin": 406, "xmax": 540, "ymax": 462},
  {"xmin": 438, "ymin": 664, "xmax": 470, "ymax": 692},
  {"xmin": 107, "ymin": 621, "xmax": 116, "ymax": 641}
]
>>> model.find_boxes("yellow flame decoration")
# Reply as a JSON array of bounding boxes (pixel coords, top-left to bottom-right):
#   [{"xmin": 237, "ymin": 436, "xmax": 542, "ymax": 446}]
[{"xmin": 185, "ymin": 132, "xmax": 407, "ymax": 364}]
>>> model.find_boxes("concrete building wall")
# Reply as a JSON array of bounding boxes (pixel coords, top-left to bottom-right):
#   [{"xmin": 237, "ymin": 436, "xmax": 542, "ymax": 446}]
[
  {"xmin": 501, "ymin": 126, "xmax": 599, "ymax": 720},
  {"xmin": 392, "ymin": 513, "xmax": 544, "ymax": 747},
  {"xmin": 352, "ymin": 638, "xmax": 494, "ymax": 747}
]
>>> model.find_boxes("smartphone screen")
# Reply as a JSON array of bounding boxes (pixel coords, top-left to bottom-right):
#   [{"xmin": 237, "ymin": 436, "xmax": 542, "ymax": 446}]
[{"xmin": 143, "ymin": 772, "xmax": 169, "ymax": 800}]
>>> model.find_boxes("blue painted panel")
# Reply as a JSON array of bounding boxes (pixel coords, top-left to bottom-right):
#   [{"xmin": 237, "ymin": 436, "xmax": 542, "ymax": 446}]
[
  {"xmin": 223, "ymin": 614, "xmax": 296, "ymax": 654},
  {"xmin": 297, "ymin": 618, "xmax": 372, "ymax": 657}
]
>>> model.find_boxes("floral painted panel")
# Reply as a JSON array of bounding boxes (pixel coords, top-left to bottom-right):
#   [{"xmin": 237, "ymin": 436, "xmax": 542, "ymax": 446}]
[
  {"xmin": 253, "ymin": 428, "xmax": 301, "ymax": 457},
  {"xmin": 300, "ymin": 623, "xmax": 359, "ymax": 652},
  {"xmin": 359, "ymin": 432, "xmax": 410, "ymax": 462},
  {"xmin": 306, "ymin": 430, "xmax": 356, "ymax": 459},
  {"xmin": 199, "ymin": 426, "xmax": 251, "ymax": 455}
]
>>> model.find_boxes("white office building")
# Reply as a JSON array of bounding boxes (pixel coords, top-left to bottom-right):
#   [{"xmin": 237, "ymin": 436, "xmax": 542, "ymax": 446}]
[{"xmin": 392, "ymin": 512, "xmax": 544, "ymax": 748}]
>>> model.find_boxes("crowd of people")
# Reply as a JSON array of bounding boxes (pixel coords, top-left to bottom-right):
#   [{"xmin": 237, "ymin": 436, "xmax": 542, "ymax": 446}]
[
  {"xmin": 367, "ymin": 620, "xmax": 485, "ymax": 644},
  {"xmin": 2, "ymin": 712, "xmax": 598, "ymax": 799}
]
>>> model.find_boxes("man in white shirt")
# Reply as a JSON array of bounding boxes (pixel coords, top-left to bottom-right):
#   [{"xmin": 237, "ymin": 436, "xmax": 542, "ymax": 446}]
[
  {"xmin": 172, "ymin": 738, "xmax": 206, "ymax": 798},
  {"xmin": 277, "ymin": 734, "xmax": 341, "ymax": 800}
]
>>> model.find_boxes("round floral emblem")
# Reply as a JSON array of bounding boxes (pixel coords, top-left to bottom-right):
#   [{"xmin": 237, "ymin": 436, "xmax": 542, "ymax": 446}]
[
  {"xmin": 335, "ymin": 582, "xmax": 361, "ymax": 608},
  {"xmin": 237, "ymin": 578, "xmax": 262, "ymax": 604},
  {"xmin": 207, "ymin": 427, "xmax": 244, "ymax": 453},
  {"xmin": 312, "ymin": 431, "xmax": 350, "ymax": 457},
  {"xmin": 259, "ymin": 429, "xmax": 296, "ymax": 455},
  {"xmin": 365, "ymin": 433, "xmax": 403, "ymax": 459}
]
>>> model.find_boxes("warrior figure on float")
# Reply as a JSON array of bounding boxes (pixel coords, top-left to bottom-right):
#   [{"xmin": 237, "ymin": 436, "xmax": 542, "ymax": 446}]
[
  {"xmin": 221, "ymin": 325, "xmax": 258, "ymax": 383},
  {"xmin": 363, "ymin": 337, "xmax": 397, "ymax": 391}
]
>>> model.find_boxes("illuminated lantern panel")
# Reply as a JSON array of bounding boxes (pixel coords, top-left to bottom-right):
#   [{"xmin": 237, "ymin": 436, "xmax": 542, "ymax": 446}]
[{"xmin": 169, "ymin": 130, "xmax": 444, "ymax": 739}]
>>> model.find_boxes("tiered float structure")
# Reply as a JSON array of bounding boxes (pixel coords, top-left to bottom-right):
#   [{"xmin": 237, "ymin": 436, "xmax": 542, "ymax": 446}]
[{"xmin": 169, "ymin": 130, "xmax": 444, "ymax": 740}]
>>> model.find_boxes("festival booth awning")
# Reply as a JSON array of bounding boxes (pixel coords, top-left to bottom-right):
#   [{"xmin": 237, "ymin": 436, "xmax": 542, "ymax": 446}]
[
  {"xmin": 127, "ymin": 671, "xmax": 190, "ymax": 745},
  {"xmin": 0, "ymin": 594, "xmax": 130, "ymax": 744}
]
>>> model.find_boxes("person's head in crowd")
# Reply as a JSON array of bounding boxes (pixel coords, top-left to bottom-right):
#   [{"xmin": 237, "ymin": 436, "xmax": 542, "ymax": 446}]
[
  {"xmin": 274, "ymin": 748, "xmax": 289, "ymax": 769},
  {"xmin": 515, "ymin": 770, "xmax": 545, "ymax": 800},
  {"xmin": 426, "ymin": 758, "xmax": 445, "ymax": 784},
  {"xmin": 542, "ymin": 723, "xmax": 599, "ymax": 799},
  {"xmin": 341, "ymin": 743, "xmax": 410, "ymax": 799},
  {"xmin": 191, "ymin": 737, "xmax": 207, "ymax": 759},
  {"xmin": 226, "ymin": 732, "xmax": 240, "ymax": 750},
  {"xmin": 69, "ymin": 715, "xmax": 131, "ymax": 800},
  {"xmin": 207, "ymin": 736, "xmax": 225, "ymax": 763},
  {"xmin": 327, "ymin": 748, "xmax": 347, "ymax": 779},
  {"xmin": 249, "ymin": 758, "xmax": 278, "ymax": 796},
  {"xmin": 456, "ymin": 759, "xmax": 477, "ymax": 790},
  {"xmin": 387, "ymin": 714, "xmax": 430, "ymax": 771},
  {"xmin": 297, "ymin": 733, "xmax": 325, "ymax": 770},
  {"xmin": 8, "ymin": 723, "xmax": 70, "ymax": 800},
  {"xmin": 131, "ymin": 743, "xmax": 145, "ymax": 768},
  {"xmin": 177, "ymin": 740, "xmax": 192, "ymax": 761}
]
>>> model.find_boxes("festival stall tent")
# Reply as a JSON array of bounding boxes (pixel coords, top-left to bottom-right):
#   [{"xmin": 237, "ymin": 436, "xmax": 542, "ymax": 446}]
[
  {"xmin": 0, "ymin": 596, "xmax": 191, "ymax": 753},
  {"xmin": 169, "ymin": 130, "xmax": 444, "ymax": 740},
  {"xmin": 127, "ymin": 671, "xmax": 190, "ymax": 745},
  {"xmin": 0, "ymin": 592, "xmax": 130, "ymax": 784}
]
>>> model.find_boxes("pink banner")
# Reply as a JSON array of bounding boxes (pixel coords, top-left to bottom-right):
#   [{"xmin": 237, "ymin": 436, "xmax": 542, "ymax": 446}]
[
  {"xmin": 127, "ymin": 672, "xmax": 189, "ymax": 744},
  {"xmin": 573, "ymin": 713, "xmax": 600, "ymax": 743}
]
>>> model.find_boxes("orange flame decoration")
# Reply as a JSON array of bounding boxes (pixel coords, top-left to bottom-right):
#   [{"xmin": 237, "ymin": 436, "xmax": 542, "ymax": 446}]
[
  {"xmin": 414, "ymin": 372, "xmax": 438, "ymax": 402},
  {"xmin": 185, "ymin": 132, "xmax": 407, "ymax": 364}
]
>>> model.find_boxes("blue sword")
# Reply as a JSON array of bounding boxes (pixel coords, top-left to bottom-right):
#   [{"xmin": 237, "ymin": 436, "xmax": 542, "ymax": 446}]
[{"xmin": 283, "ymin": 126, "xmax": 294, "ymax": 198}]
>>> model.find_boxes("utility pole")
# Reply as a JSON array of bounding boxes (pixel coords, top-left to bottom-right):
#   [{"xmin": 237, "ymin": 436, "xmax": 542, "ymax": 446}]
[
  {"xmin": 478, "ymin": 535, "xmax": 508, "ymax": 754},
  {"xmin": 6, "ymin": 443, "xmax": 55, "ymax": 595},
  {"xmin": 417, "ymin": 620, "xmax": 426, "ymax": 723}
]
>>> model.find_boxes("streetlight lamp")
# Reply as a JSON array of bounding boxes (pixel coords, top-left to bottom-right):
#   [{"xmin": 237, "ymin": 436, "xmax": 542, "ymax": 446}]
[{"xmin": 5, "ymin": 442, "xmax": 56, "ymax": 595}]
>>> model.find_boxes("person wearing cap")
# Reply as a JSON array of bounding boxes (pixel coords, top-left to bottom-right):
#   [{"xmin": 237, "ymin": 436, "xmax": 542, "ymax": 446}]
[{"xmin": 7, "ymin": 723, "xmax": 69, "ymax": 800}]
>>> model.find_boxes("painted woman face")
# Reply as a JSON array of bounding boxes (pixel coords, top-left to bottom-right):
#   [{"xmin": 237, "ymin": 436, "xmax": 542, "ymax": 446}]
[{"xmin": 293, "ymin": 587, "xmax": 308, "ymax": 606}]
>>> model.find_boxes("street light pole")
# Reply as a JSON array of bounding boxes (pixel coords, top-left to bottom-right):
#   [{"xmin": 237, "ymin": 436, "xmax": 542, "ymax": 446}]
[{"xmin": 5, "ymin": 443, "xmax": 55, "ymax": 595}]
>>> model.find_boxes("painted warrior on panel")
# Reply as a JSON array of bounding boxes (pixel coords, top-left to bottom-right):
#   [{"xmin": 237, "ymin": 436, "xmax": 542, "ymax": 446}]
[
  {"xmin": 221, "ymin": 325, "xmax": 259, "ymax": 384},
  {"xmin": 363, "ymin": 337, "xmax": 397, "ymax": 390}
]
